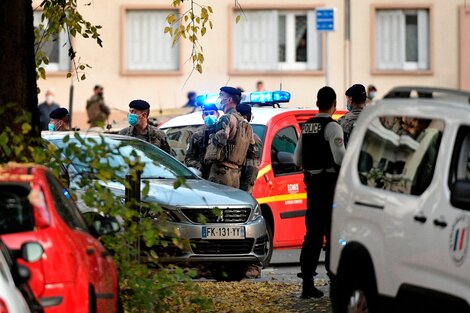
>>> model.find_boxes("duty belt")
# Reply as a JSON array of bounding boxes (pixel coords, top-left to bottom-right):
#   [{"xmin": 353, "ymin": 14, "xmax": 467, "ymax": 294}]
[{"xmin": 304, "ymin": 167, "xmax": 336, "ymax": 175}]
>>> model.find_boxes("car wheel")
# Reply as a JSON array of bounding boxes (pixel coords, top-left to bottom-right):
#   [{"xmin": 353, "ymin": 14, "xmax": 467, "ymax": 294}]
[
  {"xmin": 261, "ymin": 223, "xmax": 273, "ymax": 268},
  {"xmin": 211, "ymin": 264, "xmax": 247, "ymax": 282},
  {"xmin": 333, "ymin": 267, "xmax": 378, "ymax": 313}
]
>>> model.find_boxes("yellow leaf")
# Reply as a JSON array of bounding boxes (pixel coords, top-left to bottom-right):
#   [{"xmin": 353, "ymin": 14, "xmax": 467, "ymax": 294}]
[
  {"xmin": 201, "ymin": 27, "xmax": 206, "ymax": 36},
  {"xmin": 196, "ymin": 64, "xmax": 202, "ymax": 73},
  {"xmin": 21, "ymin": 123, "xmax": 32, "ymax": 134},
  {"xmin": 236, "ymin": 15, "xmax": 241, "ymax": 24}
]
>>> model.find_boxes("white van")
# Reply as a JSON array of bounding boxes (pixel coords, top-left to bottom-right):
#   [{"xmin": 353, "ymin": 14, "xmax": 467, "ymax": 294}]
[{"xmin": 330, "ymin": 87, "xmax": 470, "ymax": 313}]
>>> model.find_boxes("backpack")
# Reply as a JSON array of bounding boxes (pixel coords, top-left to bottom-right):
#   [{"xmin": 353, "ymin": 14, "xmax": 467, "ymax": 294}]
[{"xmin": 226, "ymin": 114, "xmax": 253, "ymax": 166}]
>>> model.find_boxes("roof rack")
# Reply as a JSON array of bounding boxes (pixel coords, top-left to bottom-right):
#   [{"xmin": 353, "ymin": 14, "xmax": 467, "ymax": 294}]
[{"xmin": 383, "ymin": 86, "xmax": 470, "ymax": 104}]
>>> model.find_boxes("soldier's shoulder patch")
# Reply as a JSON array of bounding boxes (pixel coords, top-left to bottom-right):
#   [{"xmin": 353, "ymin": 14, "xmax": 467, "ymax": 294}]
[{"xmin": 334, "ymin": 137, "xmax": 344, "ymax": 147}]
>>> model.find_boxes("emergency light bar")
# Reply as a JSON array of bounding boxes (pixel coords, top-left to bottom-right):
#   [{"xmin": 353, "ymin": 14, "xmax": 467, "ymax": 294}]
[
  {"xmin": 243, "ymin": 91, "xmax": 291, "ymax": 104},
  {"xmin": 196, "ymin": 93, "xmax": 219, "ymax": 106}
]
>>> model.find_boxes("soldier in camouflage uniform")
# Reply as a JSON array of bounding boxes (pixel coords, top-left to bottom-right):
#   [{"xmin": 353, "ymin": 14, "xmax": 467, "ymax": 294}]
[
  {"xmin": 86, "ymin": 85, "xmax": 110, "ymax": 128},
  {"xmin": 236, "ymin": 103, "xmax": 261, "ymax": 194},
  {"xmin": 119, "ymin": 99, "xmax": 173, "ymax": 155},
  {"xmin": 184, "ymin": 103, "xmax": 220, "ymax": 179},
  {"xmin": 338, "ymin": 84, "xmax": 367, "ymax": 147},
  {"xmin": 206, "ymin": 86, "xmax": 254, "ymax": 188}
]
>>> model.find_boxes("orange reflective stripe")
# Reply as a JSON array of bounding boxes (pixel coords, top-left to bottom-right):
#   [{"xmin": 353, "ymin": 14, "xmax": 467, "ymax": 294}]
[{"xmin": 256, "ymin": 164, "xmax": 272, "ymax": 179}]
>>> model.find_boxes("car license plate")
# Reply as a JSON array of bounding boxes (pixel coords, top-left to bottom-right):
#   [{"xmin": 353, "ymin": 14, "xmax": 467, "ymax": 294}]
[{"xmin": 202, "ymin": 226, "xmax": 245, "ymax": 239}]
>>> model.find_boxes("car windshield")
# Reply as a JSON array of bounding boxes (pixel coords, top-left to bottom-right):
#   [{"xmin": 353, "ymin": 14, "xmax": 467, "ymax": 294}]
[
  {"xmin": 50, "ymin": 136, "xmax": 197, "ymax": 180},
  {"xmin": 252, "ymin": 124, "xmax": 267, "ymax": 146}
]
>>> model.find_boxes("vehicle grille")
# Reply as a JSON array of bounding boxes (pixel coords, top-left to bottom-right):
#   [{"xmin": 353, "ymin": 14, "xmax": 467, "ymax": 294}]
[
  {"xmin": 181, "ymin": 208, "xmax": 251, "ymax": 223},
  {"xmin": 190, "ymin": 239, "xmax": 254, "ymax": 254}
]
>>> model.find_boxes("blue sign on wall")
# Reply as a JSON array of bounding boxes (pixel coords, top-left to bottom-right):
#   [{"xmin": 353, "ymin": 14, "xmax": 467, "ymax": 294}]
[{"xmin": 316, "ymin": 8, "xmax": 335, "ymax": 32}]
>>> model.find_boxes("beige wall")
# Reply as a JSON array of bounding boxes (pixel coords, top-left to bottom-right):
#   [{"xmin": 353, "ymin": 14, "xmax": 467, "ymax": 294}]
[{"xmin": 35, "ymin": 0, "xmax": 465, "ymax": 130}]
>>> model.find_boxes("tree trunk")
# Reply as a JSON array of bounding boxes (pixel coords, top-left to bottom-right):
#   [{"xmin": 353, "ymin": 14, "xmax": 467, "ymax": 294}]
[{"xmin": 0, "ymin": 0, "xmax": 39, "ymax": 137}]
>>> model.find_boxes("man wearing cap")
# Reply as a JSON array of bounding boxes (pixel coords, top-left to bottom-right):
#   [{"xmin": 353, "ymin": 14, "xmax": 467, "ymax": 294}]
[
  {"xmin": 205, "ymin": 86, "xmax": 254, "ymax": 188},
  {"xmin": 48, "ymin": 108, "xmax": 70, "ymax": 131},
  {"xmin": 119, "ymin": 99, "xmax": 173, "ymax": 155},
  {"xmin": 184, "ymin": 103, "xmax": 220, "ymax": 179},
  {"xmin": 338, "ymin": 83, "xmax": 367, "ymax": 147},
  {"xmin": 39, "ymin": 89, "xmax": 61, "ymax": 130},
  {"xmin": 236, "ymin": 103, "xmax": 261, "ymax": 194},
  {"xmin": 86, "ymin": 85, "xmax": 110, "ymax": 128}
]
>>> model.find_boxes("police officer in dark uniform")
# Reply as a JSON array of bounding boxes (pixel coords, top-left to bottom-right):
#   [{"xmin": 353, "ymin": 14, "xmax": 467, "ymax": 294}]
[
  {"xmin": 294, "ymin": 86, "xmax": 345, "ymax": 298},
  {"xmin": 119, "ymin": 99, "xmax": 173, "ymax": 155}
]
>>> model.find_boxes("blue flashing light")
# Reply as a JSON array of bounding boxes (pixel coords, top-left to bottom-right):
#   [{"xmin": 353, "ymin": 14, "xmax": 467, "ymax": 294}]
[
  {"xmin": 196, "ymin": 93, "xmax": 219, "ymax": 106},
  {"xmin": 244, "ymin": 91, "xmax": 291, "ymax": 105},
  {"xmin": 338, "ymin": 239, "xmax": 347, "ymax": 246},
  {"xmin": 62, "ymin": 189, "xmax": 71, "ymax": 199}
]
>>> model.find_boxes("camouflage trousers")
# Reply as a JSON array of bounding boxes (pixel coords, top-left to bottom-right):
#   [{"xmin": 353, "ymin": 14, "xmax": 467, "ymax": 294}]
[
  {"xmin": 240, "ymin": 160, "xmax": 260, "ymax": 194},
  {"xmin": 208, "ymin": 163, "xmax": 241, "ymax": 188}
]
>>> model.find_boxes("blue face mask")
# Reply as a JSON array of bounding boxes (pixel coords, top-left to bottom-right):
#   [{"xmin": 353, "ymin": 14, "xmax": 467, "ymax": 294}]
[
  {"xmin": 204, "ymin": 115, "xmax": 218, "ymax": 127},
  {"xmin": 48, "ymin": 123, "xmax": 56, "ymax": 131},
  {"xmin": 346, "ymin": 104, "xmax": 352, "ymax": 111},
  {"xmin": 128, "ymin": 113, "xmax": 139, "ymax": 126}
]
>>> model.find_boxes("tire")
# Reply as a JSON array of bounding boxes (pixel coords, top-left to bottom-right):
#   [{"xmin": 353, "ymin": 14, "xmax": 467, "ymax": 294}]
[
  {"xmin": 211, "ymin": 264, "xmax": 247, "ymax": 282},
  {"xmin": 333, "ymin": 265, "xmax": 378, "ymax": 313},
  {"xmin": 261, "ymin": 223, "xmax": 273, "ymax": 268}
]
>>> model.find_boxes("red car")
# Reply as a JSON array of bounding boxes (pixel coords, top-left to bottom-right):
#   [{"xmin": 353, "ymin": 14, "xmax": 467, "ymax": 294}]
[{"xmin": 0, "ymin": 163, "xmax": 119, "ymax": 313}]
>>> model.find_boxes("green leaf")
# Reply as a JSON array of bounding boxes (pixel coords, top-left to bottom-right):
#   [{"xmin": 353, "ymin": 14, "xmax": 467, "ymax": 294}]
[
  {"xmin": 208, "ymin": 6, "xmax": 213, "ymax": 13},
  {"xmin": 236, "ymin": 15, "xmax": 241, "ymax": 24},
  {"xmin": 66, "ymin": 72, "xmax": 72, "ymax": 78},
  {"xmin": 196, "ymin": 63, "xmax": 202, "ymax": 73},
  {"xmin": 80, "ymin": 74, "xmax": 86, "ymax": 80},
  {"xmin": 201, "ymin": 27, "xmax": 206, "ymax": 36},
  {"xmin": 21, "ymin": 123, "xmax": 32, "ymax": 134}
]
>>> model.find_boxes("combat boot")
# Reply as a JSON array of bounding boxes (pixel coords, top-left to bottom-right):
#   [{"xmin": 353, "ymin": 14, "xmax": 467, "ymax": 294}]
[{"xmin": 301, "ymin": 278, "xmax": 324, "ymax": 299}]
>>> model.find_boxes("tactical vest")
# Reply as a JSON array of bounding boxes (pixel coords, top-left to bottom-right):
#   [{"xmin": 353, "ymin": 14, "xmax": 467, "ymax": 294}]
[{"xmin": 301, "ymin": 116, "xmax": 336, "ymax": 171}]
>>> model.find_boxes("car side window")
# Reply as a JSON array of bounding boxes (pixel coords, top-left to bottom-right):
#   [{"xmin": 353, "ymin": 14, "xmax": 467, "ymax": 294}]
[
  {"xmin": 0, "ymin": 185, "xmax": 35, "ymax": 235},
  {"xmin": 45, "ymin": 172, "xmax": 88, "ymax": 231},
  {"xmin": 357, "ymin": 115, "xmax": 444, "ymax": 196},
  {"xmin": 271, "ymin": 126, "xmax": 301, "ymax": 175},
  {"xmin": 449, "ymin": 126, "xmax": 470, "ymax": 210}
]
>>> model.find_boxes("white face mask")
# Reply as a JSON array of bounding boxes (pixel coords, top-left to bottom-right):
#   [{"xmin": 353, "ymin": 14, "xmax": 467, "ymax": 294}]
[
  {"xmin": 369, "ymin": 91, "xmax": 377, "ymax": 100},
  {"xmin": 46, "ymin": 95, "xmax": 54, "ymax": 104}
]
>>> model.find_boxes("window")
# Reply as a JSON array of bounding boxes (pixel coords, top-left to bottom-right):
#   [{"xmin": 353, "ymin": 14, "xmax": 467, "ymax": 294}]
[
  {"xmin": 46, "ymin": 172, "xmax": 88, "ymax": 231},
  {"xmin": 376, "ymin": 9, "xmax": 429, "ymax": 71},
  {"xmin": 358, "ymin": 116, "xmax": 443, "ymax": 195},
  {"xmin": 449, "ymin": 126, "xmax": 470, "ymax": 210},
  {"xmin": 0, "ymin": 184, "xmax": 35, "ymax": 235},
  {"xmin": 233, "ymin": 10, "xmax": 321, "ymax": 71},
  {"xmin": 33, "ymin": 11, "xmax": 70, "ymax": 71},
  {"xmin": 271, "ymin": 126, "xmax": 301, "ymax": 175},
  {"xmin": 125, "ymin": 10, "xmax": 179, "ymax": 71}
]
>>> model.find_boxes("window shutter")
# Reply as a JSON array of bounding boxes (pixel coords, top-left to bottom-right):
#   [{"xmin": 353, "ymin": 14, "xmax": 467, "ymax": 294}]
[
  {"xmin": 307, "ymin": 10, "xmax": 322, "ymax": 70},
  {"xmin": 58, "ymin": 31, "xmax": 70, "ymax": 71},
  {"xmin": 127, "ymin": 11, "xmax": 179, "ymax": 71},
  {"xmin": 233, "ymin": 10, "xmax": 278, "ymax": 71},
  {"xmin": 376, "ymin": 10, "xmax": 405, "ymax": 70},
  {"xmin": 417, "ymin": 10, "xmax": 429, "ymax": 70}
]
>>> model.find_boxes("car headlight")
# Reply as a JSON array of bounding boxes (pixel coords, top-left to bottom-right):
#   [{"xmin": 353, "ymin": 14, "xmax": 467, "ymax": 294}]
[{"xmin": 251, "ymin": 204, "xmax": 262, "ymax": 221}]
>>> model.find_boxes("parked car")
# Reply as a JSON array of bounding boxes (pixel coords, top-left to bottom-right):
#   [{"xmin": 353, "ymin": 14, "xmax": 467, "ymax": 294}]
[
  {"xmin": 43, "ymin": 132, "xmax": 270, "ymax": 281},
  {"xmin": 330, "ymin": 87, "xmax": 470, "ymax": 312},
  {"xmin": 0, "ymin": 163, "xmax": 120, "ymax": 312},
  {"xmin": 160, "ymin": 91, "xmax": 346, "ymax": 257},
  {"xmin": 0, "ymin": 238, "xmax": 44, "ymax": 313}
]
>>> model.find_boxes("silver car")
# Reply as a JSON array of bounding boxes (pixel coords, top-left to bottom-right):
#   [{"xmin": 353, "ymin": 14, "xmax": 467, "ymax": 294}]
[{"xmin": 42, "ymin": 132, "xmax": 269, "ymax": 281}]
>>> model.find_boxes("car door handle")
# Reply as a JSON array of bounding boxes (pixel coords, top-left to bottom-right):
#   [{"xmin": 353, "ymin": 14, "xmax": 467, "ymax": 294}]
[
  {"xmin": 86, "ymin": 248, "xmax": 95, "ymax": 255},
  {"xmin": 413, "ymin": 214, "xmax": 427, "ymax": 224},
  {"xmin": 433, "ymin": 218, "xmax": 447, "ymax": 228}
]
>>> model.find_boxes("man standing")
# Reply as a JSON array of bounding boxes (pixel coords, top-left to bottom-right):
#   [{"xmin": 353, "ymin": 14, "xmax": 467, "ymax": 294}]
[
  {"xmin": 338, "ymin": 84, "xmax": 367, "ymax": 146},
  {"xmin": 236, "ymin": 103, "xmax": 261, "ymax": 194},
  {"xmin": 294, "ymin": 86, "xmax": 345, "ymax": 299},
  {"xmin": 205, "ymin": 86, "xmax": 254, "ymax": 188},
  {"xmin": 86, "ymin": 84, "xmax": 110, "ymax": 128},
  {"xmin": 119, "ymin": 99, "xmax": 173, "ymax": 155},
  {"xmin": 48, "ymin": 108, "xmax": 70, "ymax": 131},
  {"xmin": 184, "ymin": 103, "xmax": 220, "ymax": 179},
  {"xmin": 38, "ymin": 89, "xmax": 60, "ymax": 130}
]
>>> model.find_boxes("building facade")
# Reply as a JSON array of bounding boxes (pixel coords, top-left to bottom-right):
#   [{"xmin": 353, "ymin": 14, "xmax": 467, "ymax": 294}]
[{"xmin": 34, "ymin": 0, "xmax": 470, "ymax": 129}]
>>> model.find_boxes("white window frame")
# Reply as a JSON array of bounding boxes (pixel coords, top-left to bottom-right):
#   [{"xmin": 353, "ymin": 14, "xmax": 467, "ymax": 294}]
[
  {"xmin": 125, "ymin": 10, "xmax": 179, "ymax": 72},
  {"xmin": 33, "ymin": 11, "xmax": 70, "ymax": 72},
  {"xmin": 233, "ymin": 9, "xmax": 321, "ymax": 72},
  {"xmin": 376, "ymin": 9, "xmax": 429, "ymax": 71}
]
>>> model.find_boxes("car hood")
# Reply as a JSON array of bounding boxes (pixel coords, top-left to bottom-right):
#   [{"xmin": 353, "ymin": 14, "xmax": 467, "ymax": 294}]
[{"xmin": 105, "ymin": 178, "xmax": 256, "ymax": 208}]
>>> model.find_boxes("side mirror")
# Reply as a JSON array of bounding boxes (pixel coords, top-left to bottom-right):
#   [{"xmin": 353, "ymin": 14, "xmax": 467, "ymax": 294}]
[
  {"xmin": 21, "ymin": 242, "xmax": 44, "ymax": 263},
  {"xmin": 450, "ymin": 180, "xmax": 470, "ymax": 209},
  {"xmin": 83, "ymin": 212, "xmax": 121, "ymax": 237},
  {"xmin": 188, "ymin": 167, "xmax": 202, "ymax": 177}
]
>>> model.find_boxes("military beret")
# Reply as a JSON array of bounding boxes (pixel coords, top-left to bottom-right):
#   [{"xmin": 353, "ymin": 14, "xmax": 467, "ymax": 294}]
[
  {"xmin": 129, "ymin": 99, "xmax": 150, "ymax": 110},
  {"xmin": 49, "ymin": 107, "xmax": 69, "ymax": 119},
  {"xmin": 220, "ymin": 86, "xmax": 242, "ymax": 97},
  {"xmin": 202, "ymin": 103, "xmax": 218, "ymax": 112},
  {"xmin": 236, "ymin": 103, "xmax": 251, "ymax": 116},
  {"xmin": 345, "ymin": 84, "xmax": 366, "ymax": 98}
]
